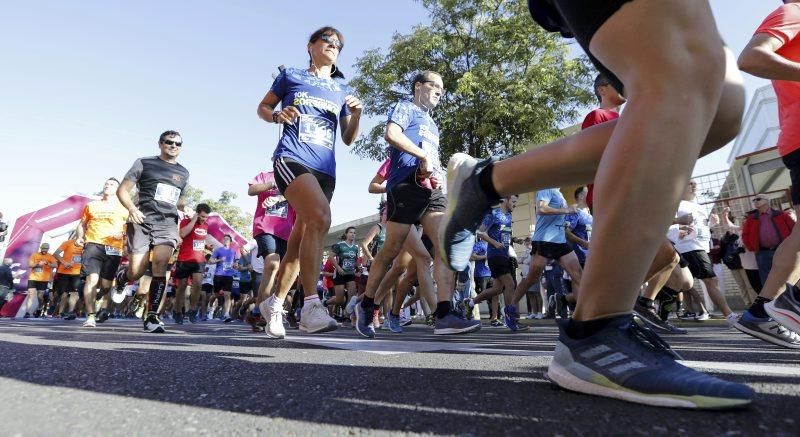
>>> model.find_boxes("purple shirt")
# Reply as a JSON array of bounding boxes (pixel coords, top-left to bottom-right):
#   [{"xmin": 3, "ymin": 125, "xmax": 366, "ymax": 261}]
[{"xmin": 759, "ymin": 212, "xmax": 782, "ymax": 249}]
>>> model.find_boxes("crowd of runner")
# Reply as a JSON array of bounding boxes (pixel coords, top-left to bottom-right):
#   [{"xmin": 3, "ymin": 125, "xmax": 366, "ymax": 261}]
[{"xmin": 6, "ymin": 0, "xmax": 800, "ymax": 411}]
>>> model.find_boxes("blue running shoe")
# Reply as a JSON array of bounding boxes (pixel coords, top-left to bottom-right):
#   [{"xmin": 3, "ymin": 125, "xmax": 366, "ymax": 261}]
[
  {"xmin": 434, "ymin": 311, "xmax": 481, "ymax": 335},
  {"xmin": 546, "ymin": 314, "xmax": 753, "ymax": 409},
  {"xmin": 355, "ymin": 301, "xmax": 375, "ymax": 339},
  {"xmin": 504, "ymin": 304, "xmax": 530, "ymax": 332},
  {"xmin": 387, "ymin": 312, "xmax": 403, "ymax": 333},
  {"xmin": 438, "ymin": 153, "xmax": 497, "ymax": 271}
]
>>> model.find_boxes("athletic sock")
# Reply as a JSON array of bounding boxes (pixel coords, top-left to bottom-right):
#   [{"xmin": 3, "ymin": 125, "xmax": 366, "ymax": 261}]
[
  {"xmin": 273, "ymin": 295, "xmax": 286, "ymax": 307},
  {"xmin": 564, "ymin": 316, "xmax": 616, "ymax": 340},
  {"xmin": 304, "ymin": 294, "xmax": 320, "ymax": 304},
  {"xmin": 478, "ymin": 162, "xmax": 501, "ymax": 202},
  {"xmin": 636, "ymin": 296, "xmax": 655, "ymax": 309},
  {"xmin": 146, "ymin": 276, "xmax": 167, "ymax": 316},
  {"xmin": 435, "ymin": 301, "xmax": 452, "ymax": 319},
  {"xmin": 747, "ymin": 296, "xmax": 772, "ymax": 319}
]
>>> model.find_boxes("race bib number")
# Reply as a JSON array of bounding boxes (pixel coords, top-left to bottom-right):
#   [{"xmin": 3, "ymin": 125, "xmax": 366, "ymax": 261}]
[
  {"xmin": 193, "ymin": 240, "xmax": 205, "ymax": 251},
  {"xmin": 71, "ymin": 255, "xmax": 82, "ymax": 263},
  {"xmin": 154, "ymin": 183, "xmax": 181, "ymax": 205},
  {"xmin": 105, "ymin": 246, "xmax": 122, "ymax": 256},
  {"xmin": 232, "ymin": 281, "xmax": 239, "ymax": 289},
  {"xmin": 223, "ymin": 262, "xmax": 233, "ymax": 271},
  {"xmin": 33, "ymin": 267, "xmax": 43, "ymax": 273},
  {"xmin": 342, "ymin": 258, "xmax": 355, "ymax": 271},
  {"xmin": 266, "ymin": 199, "xmax": 289, "ymax": 218},
  {"xmin": 298, "ymin": 114, "xmax": 334, "ymax": 150},
  {"xmin": 501, "ymin": 231, "xmax": 511, "ymax": 246}
]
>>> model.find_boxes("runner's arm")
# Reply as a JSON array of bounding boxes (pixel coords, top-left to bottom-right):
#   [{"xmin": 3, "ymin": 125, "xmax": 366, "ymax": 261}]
[
  {"xmin": 248, "ymin": 180, "xmax": 274, "ymax": 196},
  {"xmin": 340, "ymin": 95, "xmax": 363, "ymax": 145},
  {"xmin": 565, "ymin": 228, "xmax": 589, "ymax": 249},
  {"xmin": 359, "ymin": 225, "xmax": 380, "ymax": 263},
  {"xmin": 739, "ymin": 33, "xmax": 800, "ymax": 81},
  {"xmin": 537, "ymin": 200, "xmax": 574, "ymax": 216},
  {"xmin": 179, "ymin": 216, "xmax": 198, "ymax": 239},
  {"xmin": 74, "ymin": 218, "xmax": 86, "ymax": 245},
  {"xmin": 368, "ymin": 174, "xmax": 386, "ymax": 194},
  {"xmin": 257, "ymin": 91, "xmax": 299, "ymax": 124}
]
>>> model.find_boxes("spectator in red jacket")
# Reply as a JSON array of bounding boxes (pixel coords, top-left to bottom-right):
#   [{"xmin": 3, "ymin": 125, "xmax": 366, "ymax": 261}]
[{"xmin": 741, "ymin": 194, "xmax": 795, "ymax": 286}]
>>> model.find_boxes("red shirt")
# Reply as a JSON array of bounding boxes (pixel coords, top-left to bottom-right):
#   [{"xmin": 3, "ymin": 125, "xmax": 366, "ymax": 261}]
[
  {"xmin": 755, "ymin": 4, "xmax": 800, "ymax": 156},
  {"xmin": 581, "ymin": 108, "xmax": 620, "ymax": 209},
  {"xmin": 177, "ymin": 218, "xmax": 209, "ymax": 263},
  {"xmin": 322, "ymin": 258, "xmax": 335, "ymax": 289}
]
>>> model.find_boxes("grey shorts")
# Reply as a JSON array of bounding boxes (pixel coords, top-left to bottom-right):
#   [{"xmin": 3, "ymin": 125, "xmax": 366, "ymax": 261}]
[{"xmin": 126, "ymin": 221, "xmax": 179, "ymax": 254}]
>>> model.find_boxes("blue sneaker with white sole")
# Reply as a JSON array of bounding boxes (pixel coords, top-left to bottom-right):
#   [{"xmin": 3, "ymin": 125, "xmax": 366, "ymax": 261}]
[
  {"xmin": 387, "ymin": 312, "xmax": 403, "ymax": 333},
  {"xmin": 434, "ymin": 311, "xmax": 481, "ymax": 335},
  {"xmin": 504, "ymin": 304, "xmax": 529, "ymax": 332},
  {"xmin": 438, "ymin": 153, "xmax": 497, "ymax": 271},
  {"xmin": 546, "ymin": 314, "xmax": 753, "ymax": 409},
  {"xmin": 355, "ymin": 301, "xmax": 375, "ymax": 339}
]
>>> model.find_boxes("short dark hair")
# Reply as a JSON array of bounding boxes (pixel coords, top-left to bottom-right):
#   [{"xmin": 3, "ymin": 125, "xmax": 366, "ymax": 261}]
[
  {"xmin": 309, "ymin": 26, "xmax": 345, "ymax": 79},
  {"xmin": 411, "ymin": 71, "xmax": 442, "ymax": 98},
  {"xmin": 574, "ymin": 186, "xmax": 587, "ymax": 201},
  {"xmin": 159, "ymin": 130, "xmax": 181, "ymax": 143},
  {"xmin": 106, "ymin": 177, "xmax": 120, "ymax": 184},
  {"xmin": 223, "ymin": 234, "xmax": 232, "ymax": 241},
  {"xmin": 593, "ymin": 74, "xmax": 611, "ymax": 103},
  {"xmin": 196, "ymin": 203, "xmax": 211, "ymax": 214}
]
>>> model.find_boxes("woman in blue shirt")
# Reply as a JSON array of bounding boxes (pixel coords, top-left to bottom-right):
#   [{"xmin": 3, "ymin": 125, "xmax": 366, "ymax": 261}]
[{"xmin": 256, "ymin": 27, "xmax": 363, "ymax": 337}]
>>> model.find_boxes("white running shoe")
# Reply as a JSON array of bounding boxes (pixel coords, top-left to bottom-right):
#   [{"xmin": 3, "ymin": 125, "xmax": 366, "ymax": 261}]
[
  {"xmin": 261, "ymin": 297, "xmax": 286, "ymax": 339},
  {"xmin": 299, "ymin": 300, "xmax": 338, "ymax": 334},
  {"xmin": 725, "ymin": 312, "xmax": 741, "ymax": 329},
  {"xmin": 82, "ymin": 315, "xmax": 96, "ymax": 328}
]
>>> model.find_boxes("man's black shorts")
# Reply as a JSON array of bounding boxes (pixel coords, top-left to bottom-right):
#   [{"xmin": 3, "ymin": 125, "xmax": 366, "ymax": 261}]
[
  {"xmin": 681, "ymin": 250, "xmax": 715, "ymax": 280},
  {"xmin": 387, "ymin": 173, "xmax": 446, "ymax": 225},
  {"xmin": 202, "ymin": 283, "xmax": 214, "ymax": 294},
  {"xmin": 239, "ymin": 281, "xmax": 253, "ymax": 295},
  {"xmin": 274, "ymin": 156, "xmax": 335, "ymax": 202},
  {"xmin": 174, "ymin": 261, "xmax": 205, "ymax": 280},
  {"xmin": 81, "ymin": 242, "xmax": 122, "ymax": 281},
  {"xmin": 27, "ymin": 280, "xmax": 49, "ymax": 292},
  {"xmin": 527, "ymin": 0, "xmax": 630, "ymax": 95},
  {"xmin": 333, "ymin": 274, "xmax": 356, "ymax": 286},
  {"xmin": 214, "ymin": 275, "xmax": 234, "ymax": 293},
  {"xmin": 255, "ymin": 233, "xmax": 288, "ymax": 259},
  {"xmin": 487, "ymin": 256, "xmax": 514, "ymax": 279},
  {"xmin": 55, "ymin": 274, "xmax": 82, "ymax": 294},
  {"xmin": 531, "ymin": 241, "xmax": 574, "ymax": 260},
  {"xmin": 782, "ymin": 147, "xmax": 800, "ymax": 205}
]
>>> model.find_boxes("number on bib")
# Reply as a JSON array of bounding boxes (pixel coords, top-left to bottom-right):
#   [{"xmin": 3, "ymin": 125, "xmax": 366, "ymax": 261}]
[
  {"xmin": 298, "ymin": 114, "xmax": 335, "ymax": 149},
  {"xmin": 154, "ymin": 183, "xmax": 181, "ymax": 205}
]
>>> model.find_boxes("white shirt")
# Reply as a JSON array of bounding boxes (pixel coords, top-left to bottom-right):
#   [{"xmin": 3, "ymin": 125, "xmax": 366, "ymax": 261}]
[
  {"xmin": 673, "ymin": 199, "xmax": 710, "ymax": 254},
  {"xmin": 243, "ymin": 240, "xmax": 264, "ymax": 274}
]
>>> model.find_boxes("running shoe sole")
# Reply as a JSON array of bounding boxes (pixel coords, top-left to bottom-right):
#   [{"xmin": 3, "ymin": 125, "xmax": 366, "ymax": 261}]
[
  {"xmin": 439, "ymin": 153, "xmax": 482, "ymax": 271},
  {"xmin": 299, "ymin": 322, "xmax": 338, "ymax": 334},
  {"xmin": 765, "ymin": 284, "xmax": 800, "ymax": 335},
  {"xmin": 354, "ymin": 303, "xmax": 375, "ymax": 338},
  {"xmin": 545, "ymin": 355, "xmax": 751, "ymax": 409},
  {"xmin": 734, "ymin": 319, "xmax": 800, "ymax": 349},
  {"xmin": 433, "ymin": 322, "xmax": 481, "ymax": 335}
]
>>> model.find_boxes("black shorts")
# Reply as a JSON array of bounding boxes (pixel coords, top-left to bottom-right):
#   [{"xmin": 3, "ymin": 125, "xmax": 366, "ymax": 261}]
[
  {"xmin": 487, "ymin": 256, "xmax": 514, "ymax": 279},
  {"xmin": 255, "ymin": 233, "xmax": 288, "ymax": 259},
  {"xmin": 81, "ymin": 242, "xmax": 123, "ymax": 281},
  {"xmin": 166, "ymin": 286, "xmax": 176, "ymax": 298},
  {"xmin": 531, "ymin": 241, "xmax": 574, "ymax": 260},
  {"xmin": 174, "ymin": 261, "xmax": 205, "ymax": 280},
  {"xmin": 55, "ymin": 274, "xmax": 82, "ymax": 294},
  {"xmin": 202, "ymin": 283, "xmax": 214, "ymax": 294},
  {"xmin": 782, "ymin": 147, "xmax": 800, "ymax": 205},
  {"xmin": 527, "ymin": 0, "xmax": 630, "ymax": 95},
  {"xmin": 475, "ymin": 276, "xmax": 491, "ymax": 294},
  {"xmin": 386, "ymin": 173, "xmax": 447, "ymax": 225},
  {"xmin": 28, "ymin": 280, "xmax": 49, "ymax": 292},
  {"xmin": 214, "ymin": 275, "xmax": 234, "ymax": 293},
  {"xmin": 273, "ymin": 156, "xmax": 336, "ymax": 202},
  {"xmin": 333, "ymin": 274, "xmax": 356, "ymax": 286},
  {"xmin": 239, "ymin": 281, "xmax": 253, "ymax": 295},
  {"xmin": 681, "ymin": 250, "xmax": 715, "ymax": 279},
  {"xmin": 421, "ymin": 233, "xmax": 435, "ymax": 258}
]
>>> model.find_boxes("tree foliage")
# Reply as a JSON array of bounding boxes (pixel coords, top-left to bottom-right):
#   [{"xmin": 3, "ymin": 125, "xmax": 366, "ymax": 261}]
[
  {"xmin": 348, "ymin": 0, "xmax": 594, "ymax": 161},
  {"xmin": 183, "ymin": 185, "xmax": 253, "ymax": 238}
]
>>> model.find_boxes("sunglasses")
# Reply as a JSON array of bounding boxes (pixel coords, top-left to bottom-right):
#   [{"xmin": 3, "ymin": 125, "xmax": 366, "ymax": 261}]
[
  {"xmin": 320, "ymin": 34, "xmax": 343, "ymax": 50},
  {"xmin": 752, "ymin": 198, "xmax": 765, "ymax": 202},
  {"xmin": 162, "ymin": 139, "xmax": 182, "ymax": 147}
]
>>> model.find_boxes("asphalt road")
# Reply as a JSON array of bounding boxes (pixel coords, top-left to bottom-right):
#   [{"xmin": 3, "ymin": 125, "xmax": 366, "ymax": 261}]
[{"xmin": 0, "ymin": 317, "xmax": 797, "ymax": 436}]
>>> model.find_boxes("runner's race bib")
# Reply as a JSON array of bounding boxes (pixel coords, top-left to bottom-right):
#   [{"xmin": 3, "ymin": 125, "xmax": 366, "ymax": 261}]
[
  {"xmin": 266, "ymin": 199, "xmax": 289, "ymax": 218},
  {"xmin": 232, "ymin": 281, "xmax": 240, "ymax": 289},
  {"xmin": 154, "ymin": 183, "xmax": 181, "ymax": 205},
  {"xmin": 33, "ymin": 267, "xmax": 43, "ymax": 273},
  {"xmin": 342, "ymin": 258, "xmax": 355, "ymax": 271},
  {"xmin": 71, "ymin": 255, "xmax": 82, "ymax": 263},
  {"xmin": 105, "ymin": 246, "xmax": 122, "ymax": 256},
  {"xmin": 193, "ymin": 240, "xmax": 205, "ymax": 251},
  {"xmin": 298, "ymin": 114, "xmax": 334, "ymax": 149},
  {"xmin": 501, "ymin": 231, "xmax": 511, "ymax": 246},
  {"xmin": 223, "ymin": 262, "xmax": 233, "ymax": 271}
]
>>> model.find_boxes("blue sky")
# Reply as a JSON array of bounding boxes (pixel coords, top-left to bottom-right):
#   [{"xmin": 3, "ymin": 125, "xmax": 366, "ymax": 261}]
[{"xmin": 0, "ymin": 1, "xmax": 781, "ymax": 229}]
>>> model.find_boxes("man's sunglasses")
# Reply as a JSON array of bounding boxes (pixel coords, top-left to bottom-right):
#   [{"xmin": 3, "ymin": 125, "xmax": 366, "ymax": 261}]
[
  {"xmin": 752, "ymin": 197, "xmax": 765, "ymax": 202},
  {"xmin": 162, "ymin": 139, "xmax": 182, "ymax": 147},
  {"xmin": 320, "ymin": 34, "xmax": 343, "ymax": 50}
]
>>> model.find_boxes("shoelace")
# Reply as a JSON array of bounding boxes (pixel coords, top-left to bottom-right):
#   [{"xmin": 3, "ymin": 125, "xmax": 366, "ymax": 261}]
[{"xmin": 627, "ymin": 319, "xmax": 683, "ymax": 360}]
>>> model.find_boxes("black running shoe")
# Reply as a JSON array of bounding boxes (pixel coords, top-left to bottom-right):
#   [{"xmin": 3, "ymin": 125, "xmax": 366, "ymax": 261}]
[
  {"xmin": 634, "ymin": 298, "xmax": 687, "ymax": 334},
  {"xmin": 96, "ymin": 309, "xmax": 110, "ymax": 324}
]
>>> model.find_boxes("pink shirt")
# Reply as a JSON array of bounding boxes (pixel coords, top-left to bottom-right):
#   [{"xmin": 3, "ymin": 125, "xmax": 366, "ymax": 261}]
[
  {"xmin": 250, "ymin": 171, "xmax": 295, "ymax": 241},
  {"xmin": 756, "ymin": 4, "xmax": 800, "ymax": 156},
  {"xmin": 377, "ymin": 158, "xmax": 390, "ymax": 179}
]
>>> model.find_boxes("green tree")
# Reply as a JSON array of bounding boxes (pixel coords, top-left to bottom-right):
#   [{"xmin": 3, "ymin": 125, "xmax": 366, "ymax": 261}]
[
  {"xmin": 184, "ymin": 185, "xmax": 253, "ymax": 238},
  {"xmin": 349, "ymin": 0, "xmax": 594, "ymax": 161}
]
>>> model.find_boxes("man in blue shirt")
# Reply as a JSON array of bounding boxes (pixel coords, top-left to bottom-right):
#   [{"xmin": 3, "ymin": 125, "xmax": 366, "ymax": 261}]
[
  {"xmin": 510, "ymin": 188, "xmax": 583, "ymax": 321},
  {"xmin": 565, "ymin": 186, "xmax": 592, "ymax": 267}
]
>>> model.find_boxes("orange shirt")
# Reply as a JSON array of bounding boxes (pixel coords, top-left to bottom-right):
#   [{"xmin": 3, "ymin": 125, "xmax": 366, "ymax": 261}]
[
  {"xmin": 56, "ymin": 240, "xmax": 84, "ymax": 276},
  {"xmin": 81, "ymin": 199, "xmax": 129, "ymax": 250},
  {"xmin": 29, "ymin": 252, "xmax": 57, "ymax": 282},
  {"xmin": 756, "ymin": 4, "xmax": 800, "ymax": 156}
]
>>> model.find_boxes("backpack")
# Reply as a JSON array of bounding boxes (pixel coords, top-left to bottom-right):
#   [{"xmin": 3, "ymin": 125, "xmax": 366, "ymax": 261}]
[{"xmin": 720, "ymin": 232, "xmax": 743, "ymax": 270}]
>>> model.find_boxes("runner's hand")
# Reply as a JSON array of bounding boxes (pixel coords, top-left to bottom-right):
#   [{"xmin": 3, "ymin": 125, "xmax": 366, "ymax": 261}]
[
  {"xmin": 64, "ymin": 263, "xmax": 73, "ymax": 269},
  {"xmin": 129, "ymin": 208, "xmax": 145, "ymax": 225},
  {"xmin": 418, "ymin": 155, "xmax": 433, "ymax": 178},
  {"xmin": 430, "ymin": 175, "xmax": 441, "ymax": 190},
  {"xmin": 75, "ymin": 238, "xmax": 85, "ymax": 247},
  {"xmin": 276, "ymin": 106, "xmax": 301, "ymax": 124},
  {"xmin": 344, "ymin": 95, "xmax": 363, "ymax": 116}
]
